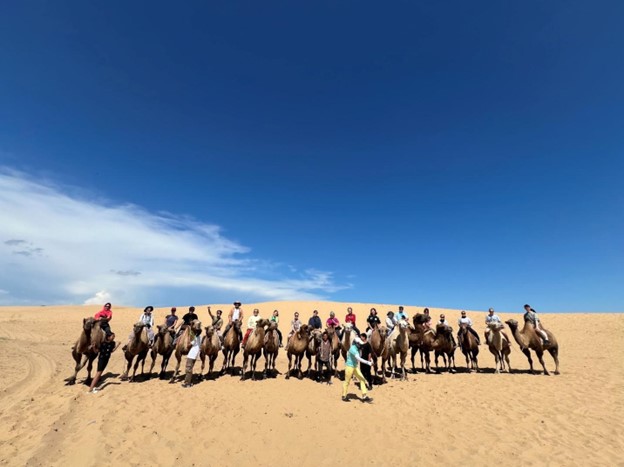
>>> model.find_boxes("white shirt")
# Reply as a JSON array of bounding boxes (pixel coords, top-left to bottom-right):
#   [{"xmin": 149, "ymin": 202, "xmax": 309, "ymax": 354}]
[
  {"xmin": 187, "ymin": 335, "xmax": 202, "ymax": 359},
  {"xmin": 485, "ymin": 314, "xmax": 501, "ymax": 324},
  {"xmin": 247, "ymin": 314, "xmax": 261, "ymax": 330},
  {"xmin": 232, "ymin": 307, "xmax": 241, "ymax": 321},
  {"xmin": 458, "ymin": 317, "xmax": 473, "ymax": 326},
  {"xmin": 139, "ymin": 313, "xmax": 154, "ymax": 327},
  {"xmin": 386, "ymin": 316, "xmax": 396, "ymax": 329}
]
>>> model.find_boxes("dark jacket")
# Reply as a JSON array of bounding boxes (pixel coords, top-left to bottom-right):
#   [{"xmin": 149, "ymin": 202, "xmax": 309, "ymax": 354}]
[{"xmin": 308, "ymin": 315, "xmax": 322, "ymax": 329}]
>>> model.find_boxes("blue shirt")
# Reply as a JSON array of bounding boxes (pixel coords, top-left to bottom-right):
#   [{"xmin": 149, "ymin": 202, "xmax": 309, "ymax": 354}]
[{"xmin": 346, "ymin": 343, "xmax": 361, "ymax": 368}]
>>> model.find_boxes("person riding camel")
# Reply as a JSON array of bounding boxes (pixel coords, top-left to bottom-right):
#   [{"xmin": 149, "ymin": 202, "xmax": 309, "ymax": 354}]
[
  {"xmin": 138, "ymin": 306, "xmax": 156, "ymax": 345},
  {"xmin": 326, "ymin": 311, "xmax": 342, "ymax": 339},
  {"xmin": 345, "ymin": 307, "xmax": 360, "ymax": 335},
  {"xmin": 285, "ymin": 312, "xmax": 302, "ymax": 351},
  {"xmin": 457, "ymin": 310, "xmax": 480, "ymax": 347},
  {"xmin": 438, "ymin": 314, "xmax": 457, "ymax": 348},
  {"xmin": 242, "ymin": 308, "xmax": 261, "ymax": 347},
  {"xmin": 173, "ymin": 306, "xmax": 198, "ymax": 346},
  {"xmin": 366, "ymin": 308, "xmax": 381, "ymax": 337},
  {"xmin": 523, "ymin": 304, "xmax": 550, "ymax": 344},
  {"xmin": 484, "ymin": 307, "xmax": 511, "ymax": 344},
  {"xmin": 207, "ymin": 306, "xmax": 224, "ymax": 333},
  {"xmin": 223, "ymin": 301, "xmax": 244, "ymax": 343},
  {"xmin": 423, "ymin": 308, "xmax": 432, "ymax": 330},
  {"xmin": 93, "ymin": 302, "xmax": 113, "ymax": 338},
  {"xmin": 270, "ymin": 310, "xmax": 283, "ymax": 347},
  {"xmin": 386, "ymin": 311, "xmax": 397, "ymax": 336},
  {"xmin": 164, "ymin": 307, "xmax": 178, "ymax": 331}
]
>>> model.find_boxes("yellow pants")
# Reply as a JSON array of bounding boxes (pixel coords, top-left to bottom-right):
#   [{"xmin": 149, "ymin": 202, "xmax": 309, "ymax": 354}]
[{"xmin": 342, "ymin": 366, "xmax": 368, "ymax": 397}]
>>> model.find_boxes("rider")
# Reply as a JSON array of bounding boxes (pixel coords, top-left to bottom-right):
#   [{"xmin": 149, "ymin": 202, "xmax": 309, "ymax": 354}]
[
  {"xmin": 223, "ymin": 301, "xmax": 244, "ymax": 343},
  {"xmin": 326, "ymin": 311, "xmax": 342, "ymax": 339},
  {"xmin": 423, "ymin": 308, "xmax": 432, "ymax": 330},
  {"xmin": 308, "ymin": 309, "xmax": 322, "ymax": 330},
  {"xmin": 386, "ymin": 311, "xmax": 397, "ymax": 336},
  {"xmin": 438, "ymin": 314, "xmax": 457, "ymax": 348},
  {"xmin": 164, "ymin": 307, "xmax": 178, "ymax": 331},
  {"xmin": 207, "ymin": 307, "xmax": 224, "ymax": 333},
  {"xmin": 457, "ymin": 310, "xmax": 480, "ymax": 347},
  {"xmin": 173, "ymin": 306, "xmax": 199, "ymax": 346},
  {"xmin": 93, "ymin": 302, "xmax": 113, "ymax": 337},
  {"xmin": 366, "ymin": 308, "xmax": 381, "ymax": 337},
  {"xmin": 138, "ymin": 306, "xmax": 156, "ymax": 345},
  {"xmin": 345, "ymin": 307, "xmax": 360, "ymax": 335},
  {"xmin": 242, "ymin": 308, "xmax": 261, "ymax": 347},
  {"xmin": 285, "ymin": 312, "xmax": 302, "ymax": 351},
  {"xmin": 270, "ymin": 310, "xmax": 283, "ymax": 347},
  {"xmin": 524, "ymin": 304, "xmax": 550, "ymax": 344},
  {"xmin": 396, "ymin": 306, "xmax": 409, "ymax": 322},
  {"xmin": 484, "ymin": 307, "xmax": 511, "ymax": 344}
]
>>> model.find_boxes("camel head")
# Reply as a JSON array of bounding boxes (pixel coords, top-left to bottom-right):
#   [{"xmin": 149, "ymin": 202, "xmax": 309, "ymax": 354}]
[
  {"xmin": 397, "ymin": 320, "xmax": 409, "ymax": 331},
  {"xmin": 156, "ymin": 324, "xmax": 168, "ymax": 335},
  {"xmin": 343, "ymin": 323, "xmax": 353, "ymax": 333},
  {"xmin": 378, "ymin": 326, "xmax": 388, "ymax": 339},
  {"xmin": 299, "ymin": 324, "xmax": 310, "ymax": 335},
  {"xmin": 413, "ymin": 313, "xmax": 428, "ymax": 325},
  {"xmin": 488, "ymin": 322, "xmax": 505, "ymax": 332},
  {"xmin": 256, "ymin": 318, "xmax": 270, "ymax": 328},
  {"xmin": 204, "ymin": 326, "xmax": 215, "ymax": 337},
  {"xmin": 190, "ymin": 319, "xmax": 202, "ymax": 333},
  {"xmin": 505, "ymin": 319, "xmax": 519, "ymax": 332},
  {"xmin": 83, "ymin": 317, "xmax": 96, "ymax": 332},
  {"xmin": 133, "ymin": 322, "xmax": 146, "ymax": 334},
  {"xmin": 232, "ymin": 320, "xmax": 242, "ymax": 330},
  {"xmin": 310, "ymin": 329, "xmax": 322, "ymax": 345},
  {"xmin": 268, "ymin": 321, "xmax": 278, "ymax": 331}
]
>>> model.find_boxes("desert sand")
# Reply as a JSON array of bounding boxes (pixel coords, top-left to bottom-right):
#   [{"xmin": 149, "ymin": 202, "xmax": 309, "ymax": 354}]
[{"xmin": 0, "ymin": 301, "xmax": 623, "ymax": 467}]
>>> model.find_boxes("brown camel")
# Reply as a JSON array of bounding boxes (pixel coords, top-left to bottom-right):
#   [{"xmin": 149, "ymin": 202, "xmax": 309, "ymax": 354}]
[
  {"xmin": 148, "ymin": 324, "xmax": 175, "ymax": 379},
  {"xmin": 170, "ymin": 319, "xmax": 203, "ymax": 383},
  {"xmin": 432, "ymin": 325, "xmax": 457, "ymax": 373},
  {"xmin": 67, "ymin": 317, "xmax": 105, "ymax": 385},
  {"xmin": 487, "ymin": 322, "xmax": 512, "ymax": 373},
  {"xmin": 241, "ymin": 319, "xmax": 270, "ymax": 381},
  {"xmin": 286, "ymin": 324, "xmax": 310, "ymax": 379},
  {"xmin": 121, "ymin": 322, "xmax": 150, "ymax": 382},
  {"xmin": 409, "ymin": 313, "xmax": 432, "ymax": 373},
  {"xmin": 326, "ymin": 325, "xmax": 342, "ymax": 378},
  {"xmin": 506, "ymin": 319, "xmax": 559, "ymax": 375},
  {"xmin": 263, "ymin": 321, "xmax": 280, "ymax": 377},
  {"xmin": 200, "ymin": 325, "xmax": 221, "ymax": 379},
  {"xmin": 369, "ymin": 325, "xmax": 388, "ymax": 384},
  {"xmin": 383, "ymin": 320, "xmax": 410, "ymax": 381},
  {"xmin": 221, "ymin": 320, "xmax": 241, "ymax": 375},
  {"xmin": 459, "ymin": 323, "xmax": 479, "ymax": 372},
  {"xmin": 306, "ymin": 329, "xmax": 322, "ymax": 378}
]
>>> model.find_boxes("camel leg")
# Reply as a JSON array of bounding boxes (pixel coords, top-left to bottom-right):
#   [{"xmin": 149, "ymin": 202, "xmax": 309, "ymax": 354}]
[
  {"xmin": 170, "ymin": 353, "xmax": 182, "ymax": 383},
  {"xmin": 286, "ymin": 353, "xmax": 292, "ymax": 380},
  {"xmin": 548, "ymin": 347, "xmax": 560, "ymax": 375},
  {"xmin": 121, "ymin": 354, "xmax": 133, "ymax": 380},
  {"xmin": 241, "ymin": 352, "xmax": 248, "ymax": 381},
  {"xmin": 521, "ymin": 348, "xmax": 535, "ymax": 374},
  {"xmin": 85, "ymin": 355, "xmax": 96, "ymax": 384},
  {"xmin": 221, "ymin": 350, "xmax": 229, "ymax": 374},
  {"xmin": 536, "ymin": 350, "xmax": 549, "ymax": 376},
  {"xmin": 131, "ymin": 356, "xmax": 141, "ymax": 382},
  {"xmin": 424, "ymin": 351, "xmax": 432, "ymax": 374},
  {"xmin": 148, "ymin": 349, "xmax": 157, "ymax": 376},
  {"xmin": 69, "ymin": 352, "xmax": 89, "ymax": 384},
  {"xmin": 401, "ymin": 353, "xmax": 408, "ymax": 381},
  {"xmin": 410, "ymin": 346, "xmax": 417, "ymax": 373}
]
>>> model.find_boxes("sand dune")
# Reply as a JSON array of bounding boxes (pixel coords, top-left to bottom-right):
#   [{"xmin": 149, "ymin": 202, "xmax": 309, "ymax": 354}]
[{"xmin": 0, "ymin": 302, "xmax": 623, "ymax": 467}]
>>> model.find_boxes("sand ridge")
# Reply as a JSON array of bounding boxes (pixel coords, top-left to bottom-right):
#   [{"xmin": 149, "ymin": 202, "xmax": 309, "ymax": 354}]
[{"xmin": 0, "ymin": 302, "xmax": 623, "ymax": 466}]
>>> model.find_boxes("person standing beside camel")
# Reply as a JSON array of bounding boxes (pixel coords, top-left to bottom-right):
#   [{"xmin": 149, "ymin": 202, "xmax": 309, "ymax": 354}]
[
  {"xmin": 88, "ymin": 332, "xmax": 120, "ymax": 393},
  {"xmin": 317, "ymin": 331, "xmax": 332, "ymax": 383},
  {"xmin": 223, "ymin": 301, "xmax": 244, "ymax": 342},
  {"xmin": 358, "ymin": 333, "xmax": 373, "ymax": 390},
  {"xmin": 94, "ymin": 302, "xmax": 113, "ymax": 337},
  {"xmin": 523, "ymin": 304, "xmax": 550, "ymax": 344},
  {"xmin": 342, "ymin": 338, "xmax": 373, "ymax": 403},
  {"xmin": 182, "ymin": 327, "xmax": 202, "ymax": 388}
]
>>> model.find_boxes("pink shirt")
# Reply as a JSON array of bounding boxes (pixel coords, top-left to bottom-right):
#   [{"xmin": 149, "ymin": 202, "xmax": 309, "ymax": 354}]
[
  {"xmin": 326, "ymin": 317, "xmax": 340, "ymax": 327},
  {"xmin": 94, "ymin": 310, "xmax": 112, "ymax": 321}
]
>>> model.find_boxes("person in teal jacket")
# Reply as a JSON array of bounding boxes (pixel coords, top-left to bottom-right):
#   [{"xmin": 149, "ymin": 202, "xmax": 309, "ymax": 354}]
[{"xmin": 342, "ymin": 339, "xmax": 373, "ymax": 403}]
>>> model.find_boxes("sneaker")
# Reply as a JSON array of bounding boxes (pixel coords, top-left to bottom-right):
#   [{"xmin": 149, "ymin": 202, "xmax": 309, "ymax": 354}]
[
  {"xmin": 181, "ymin": 383, "xmax": 193, "ymax": 388},
  {"xmin": 362, "ymin": 396, "xmax": 373, "ymax": 403},
  {"xmin": 341, "ymin": 396, "xmax": 349, "ymax": 402}
]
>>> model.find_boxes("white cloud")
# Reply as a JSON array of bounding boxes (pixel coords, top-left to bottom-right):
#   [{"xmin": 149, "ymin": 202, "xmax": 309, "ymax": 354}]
[{"xmin": 0, "ymin": 168, "xmax": 349, "ymax": 306}]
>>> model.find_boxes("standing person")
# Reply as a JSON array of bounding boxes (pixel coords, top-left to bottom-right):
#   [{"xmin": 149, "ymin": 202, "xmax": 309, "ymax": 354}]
[
  {"xmin": 223, "ymin": 301, "xmax": 244, "ymax": 341},
  {"xmin": 523, "ymin": 304, "xmax": 550, "ymax": 344},
  {"xmin": 88, "ymin": 332, "xmax": 120, "ymax": 393},
  {"xmin": 457, "ymin": 310, "xmax": 480, "ymax": 347},
  {"xmin": 358, "ymin": 333, "xmax": 373, "ymax": 390},
  {"xmin": 242, "ymin": 308, "xmax": 261, "ymax": 347},
  {"xmin": 484, "ymin": 307, "xmax": 511, "ymax": 344},
  {"xmin": 342, "ymin": 338, "xmax": 373, "ymax": 403},
  {"xmin": 326, "ymin": 311, "xmax": 342, "ymax": 339},
  {"xmin": 164, "ymin": 307, "xmax": 178, "ymax": 331},
  {"xmin": 94, "ymin": 302, "xmax": 113, "ymax": 337},
  {"xmin": 345, "ymin": 307, "xmax": 360, "ymax": 335},
  {"xmin": 181, "ymin": 327, "xmax": 202, "ymax": 388},
  {"xmin": 270, "ymin": 310, "xmax": 283, "ymax": 347},
  {"xmin": 386, "ymin": 311, "xmax": 397, "ymax": 336},
  {"xmin": 317, "ymin": 331, "xmax": 332, "ymax": 384},
  {"xmin": 366, "ymin": 308, "xmax": 381, "ymax": 337},
  {"xmin": 308, "ymin": 310, "xmax": 322, "ymax": 330},
  {"xmin": 285, "ymin": 312, "xmax": 302, "ymax": 350}
]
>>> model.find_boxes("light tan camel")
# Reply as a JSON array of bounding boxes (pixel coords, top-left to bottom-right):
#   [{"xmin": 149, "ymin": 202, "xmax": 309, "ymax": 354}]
[
  {"xmin": 487, "ymin": 322, "xmax": 511, "ymax": 373},
  {"xmin": 369, "ymin": 325, "xmax": 388, "ymax": 384},
  {"xmin": 200, "ymin": 325, "xmax": 221, "ymax": 379},
  {"xmin": 459, "ymin": 323, "xmax": 479, "ymax": 372},
  {"xmin": 148, "ymin": 324, "xmax": 175, "ymax": 379},
  {"xmin": 286, "ymin": 324, "xmax": 310, "ymax": 380},
  {"xmin": 340, "ymin": 323, "xmax": 357, "ymax": 362},
  {"xmin": 263, "ymin": 322, "xmax": 280, "ymax": 377},
  {"xmin": 383, "ymin": 320, "xmax": 410, "ymax": 381},
  {"xmin": 67, "ymin": 317, "xmax": 105, "ymax": 385},
  {"xmin": 326, "ymin": 325, "xmax": 342, "ymax": 378},
  {"xmin": 221, "ymin": 320, "xmax": 241, "ymax": 375},
  {"xmin": 305, "ymin": 329, "xmax": 322, "ymax": 378},
  {"xmin": 506, "ymin": 319, "xmax": 559, "ymax": 375},
  {"xmin": 170, "ymin": 319, "xmax": 202, "ymax": 383},
  {"xmin": 241, "ymin": 318, "xmax": 270, "ymax": 381},
  {"xmin": 121, "ymin": 322, "xmax": 150, "ymax": 382}
]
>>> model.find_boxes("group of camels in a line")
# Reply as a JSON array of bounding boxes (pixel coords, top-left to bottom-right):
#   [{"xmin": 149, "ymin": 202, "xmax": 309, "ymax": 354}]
[{"xmin": 67, "ymin": 313, "xmax": 560, "ymax": 386}]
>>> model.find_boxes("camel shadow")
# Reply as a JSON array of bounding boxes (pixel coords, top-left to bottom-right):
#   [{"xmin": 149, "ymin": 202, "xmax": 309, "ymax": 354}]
[{"xmin": 98, "ymin": 381, "xmax": 121, "ymax": 391}]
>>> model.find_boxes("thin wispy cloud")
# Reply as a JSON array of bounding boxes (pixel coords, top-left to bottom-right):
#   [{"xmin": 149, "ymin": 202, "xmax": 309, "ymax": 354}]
[{"xmin": 0, "ymin": 168, "xmax": 349, "ymax": 306}]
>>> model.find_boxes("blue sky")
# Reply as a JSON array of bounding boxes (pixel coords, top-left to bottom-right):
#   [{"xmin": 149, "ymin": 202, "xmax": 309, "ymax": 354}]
[{"xmin": 1, "ymin": 1, "xmax": 622, "ymax": 311}]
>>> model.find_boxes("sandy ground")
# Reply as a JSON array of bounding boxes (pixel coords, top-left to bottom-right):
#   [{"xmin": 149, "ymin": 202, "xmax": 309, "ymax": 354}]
[{"xmin": 0, "ymin": 301, "xmax": 623, "ymax": 467}]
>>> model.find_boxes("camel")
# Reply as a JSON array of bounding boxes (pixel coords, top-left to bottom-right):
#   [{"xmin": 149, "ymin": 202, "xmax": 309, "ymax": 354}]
[
  {"xmin": 487, "ymin": 322, "xmax": 512, "ymax": 373},
  {"xmin": 263, "ymin": 321, "xmax": 280, "ymax": 377},
  {"xmin": 305, "ymin": 329, "xmax": 322, "ymax": 378},
  {"xmin": 408, "ymin": 313, "xmax": 430, "ymax": 373},
  {"xmin": 148, "ymin": 324, "xmax": 175, "ymax": 379},
  {"xmin": 506, "ymin": 319, "xmax": 559, "ymax": 375},
  {"xmin": 170, "ymin": 320, "xmax": 203, "ymax": 383},
  {"xmin": 121, "ymin": 322, "xmax": 150, "ymax": 382},
  {"xmin": 432, "ymin": 325, "xmax": 457, "ymax": 373},
  {"xmin": 241, "ymin": 319, "xmax": 270, "ymax": 381},
  {"xmin": 221, "ymin": 320, "xmax": 242, "ymax": 375},
  {"xmin": 200, "ymin": 325, "xmax": 221, "ymax": 379},
  {"xmin": 369, "ymin": 325, "xmax": 388, "ymax": 384},
  {"xmin": 383, "ymin": 320, "xmax": 410, "ymax": 381},
  {"xmin": 286, "ymin": 324, "xmax": 310, "ymax": 380},
  {"xmin": 67, "ymin": 317, "xmax": 105, "ymax": 385},
  {"xmin": 458, "ymin": 323, "xmax": 479, "ymax": 372},
  {"xmin": 340, "ymin": 323, "xmax": 357, "ymax": 361},
  {"xmin": 326, "ymin": 325, "xmax": 342, "ymax": 378}
]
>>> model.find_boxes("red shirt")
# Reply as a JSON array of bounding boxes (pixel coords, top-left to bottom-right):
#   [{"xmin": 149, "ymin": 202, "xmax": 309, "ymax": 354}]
[
  {"xmin": 345, "ymin": 313, "xmax": 356, "ymax": 325},
  {"xmin": 94, "ymin": 310, "xmax": 112, "ymax": 320}
]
